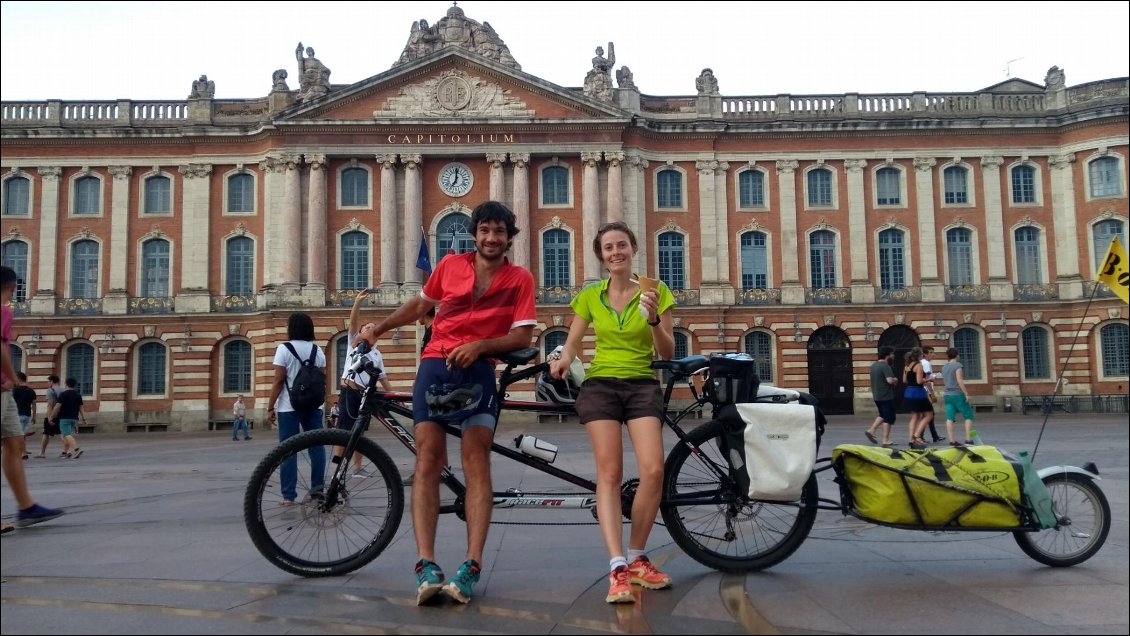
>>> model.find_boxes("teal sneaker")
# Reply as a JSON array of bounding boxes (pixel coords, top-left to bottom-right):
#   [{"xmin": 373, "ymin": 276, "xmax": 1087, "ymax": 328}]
[
  {"xmin": 414, "ymin": 559, "xmax": 445, "ymax": 605},
  {"xmin": 441, "ymin": 559, "xmax": 481, "ymax": 604}
]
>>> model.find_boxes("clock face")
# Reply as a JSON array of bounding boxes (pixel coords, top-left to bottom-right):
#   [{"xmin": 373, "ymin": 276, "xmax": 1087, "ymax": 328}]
[{"xmin": 439, "ymin": 162, "xmax": 474, "ymax": 197}]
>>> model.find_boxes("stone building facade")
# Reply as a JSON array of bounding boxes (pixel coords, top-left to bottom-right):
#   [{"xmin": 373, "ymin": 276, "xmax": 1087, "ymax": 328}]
[{"xmin": 2, "ymin": 7, "xmax": 1128, "ymax": 429}]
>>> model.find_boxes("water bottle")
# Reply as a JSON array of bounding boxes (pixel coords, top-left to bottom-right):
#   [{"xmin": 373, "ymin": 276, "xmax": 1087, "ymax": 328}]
[
  {"xmin": 514, "ymin": 434, "xmax": 558, "ymax": 463},
  {"xmin": 970, "ymin": 429, "xmax": 983, "ymax": 445}
]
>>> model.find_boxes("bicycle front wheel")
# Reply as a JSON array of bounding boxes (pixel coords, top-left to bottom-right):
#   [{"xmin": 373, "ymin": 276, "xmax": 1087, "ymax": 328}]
[
  {"xmin": 661, "ymin": 420, "xmax": 818, "ymax": 573},
  {"xmin": 243, "ymin": 428, "xmax": 405, "ymax": 577},
  {"xmin": 1013, "ymin": 473, "xmax": 1110, "ymax": 567}
]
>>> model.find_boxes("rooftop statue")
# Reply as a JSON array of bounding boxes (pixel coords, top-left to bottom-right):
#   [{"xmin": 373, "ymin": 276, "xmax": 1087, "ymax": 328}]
[
  {"xmin": 188, "ymin": 74, "xmax": 215, "ymax": 99},
  {"xmin": 295, "ymin": 42, "xmax": 331, "ymax": 102},
  {"xmin": 394, "ymin": 7, "xmax": 520, "ymax": 70},
  {"xmin": 584, "ymin": 42, "xmax": 616, "ymax": 103}
]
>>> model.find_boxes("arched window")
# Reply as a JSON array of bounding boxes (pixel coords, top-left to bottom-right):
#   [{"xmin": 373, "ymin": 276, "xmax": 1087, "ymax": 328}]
[
  {"xmin": 227, "ymin": 173, "xmax": 254, "ymax": 214},
  {"xmin": 144, "ymin": 175, "xmax": 171, "ymax": 214},
  {"xmin": 542, "ymin": 330, "xmax": 567, "ymax": 359},
  {"xmin": 657, "ymin": 170, "xmax": 682, "ymax": 208},
  {"xmin": 1011, "ymin": 165, "xmax": 1036, "ymax": 204},
  {"xmin": 137, "ymin": 342, "xmax": 167, "ymax": 395},
  {"xmin": 3, "ymin": 175, "xmax": 30, "ymax": 216},
  {"xmin": 738, "ymin": 170, "xmax": 765, "ymax": 208},
  {"xmin": 74, "ymin": 176, "xmax": 100, "ymax": 215},
  {"xmin": 1021, "ymin": 326, "xmax": 1051, "ymax": 380},
  {"xmin": 340, "ymin": 231, "xmax": 369, "ymax": 291},
  {"xmin": 70, "ymin": 240, "xmax": 99, "ymax": 299},
  {"xmin": 740, "ymin": 231, "xmax": 768, "ymax": 289},
  {"xmin": 341, "ymin": 168, "xmax": 368, "ymax": 207},
  {"xmin": 946, "ymin": 228, "xmax": 974, "ymax": 286},
  {"xmin": 335, "ymin": 335, "xmax": 349, "ymax": 387},
  {"xmin": 437, "ymin": 214, "xmax": 475, "ymax": 255},
  {"xmin": 744, "ymin": 331, "xmax": 774, "ymax": 383},
  {"xmin": 225, "ymin": 237, "xmax": 254, "ymax": 295},
  {"xmin": 943, "ymin": 166, "xmax": 968, "ymax": 204},
  {"xmin": 876, "ymin": 167, "xmax": 901, "ymax": 205},
  {"xmin": 1100, "ymin": 323, "xmax": 1129, "ymax": 377},
  {"xmin": 65, "ymin": 342, "xmax": 95, "ymax": 396},
  {"xmin": 1015, "ymin": 227, "xmax": 1042, "ymax": 284},
  {"xmin": 542, "ymin": 166, "xmax": 569, "ymax": 205},
  {"xmin": 1092, "ymin": 220, "xmax": 1126, "ymax": 270},
  {"xmin": 952, "ymin": 327, "xmax": 983, "ymax": 381},
  {"xmin": 809, "ymin": 230, "xmax": 836, "ymax": 289},
  {"xmin": 807, "ymin": 168, "xmax": 832, "ymax": 207},
  {"xmin": 878, "ymin": 229, "xmax": 905, "ymax": 290},
  {"xmin": 1089, "ymin": 157, "xmax": 1121, "ymax": 198},
  {"xmin": 657, "ymin": 232, "xmax": 685, "ymax": 290},
  {"xmin": 223, "ymin": 340, "xmax": 252, "ymax": 394},
  {"xmin": 1, "ymin": 240, "xmax": 29, "ymax": 302},
  {"xmin": 141, "ymin": 239, "xmax": 170, "ymax": 297},
  {"xmin": 542, "ymin": 229, "xmax": 571, "ymax": 288}
]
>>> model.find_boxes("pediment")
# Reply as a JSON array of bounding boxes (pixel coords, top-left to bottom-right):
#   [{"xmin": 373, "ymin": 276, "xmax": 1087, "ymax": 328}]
[
  {"xmin": 276, "ymin": 49, "xmax": 628, "ymax": 123},
  {"xmin": 977, "ymin": 77, "xmax": 1045, "ymax": 93}
]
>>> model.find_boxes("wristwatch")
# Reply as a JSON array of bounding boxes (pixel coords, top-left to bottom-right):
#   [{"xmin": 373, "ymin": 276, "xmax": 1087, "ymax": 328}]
[{"xmin": 647, "ymin": 318, "xmax": 661, "ymax": 327}]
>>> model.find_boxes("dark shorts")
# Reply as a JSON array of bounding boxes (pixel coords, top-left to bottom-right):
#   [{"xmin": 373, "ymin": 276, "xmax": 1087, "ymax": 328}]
[
  {"xmin": 411, "ymin": 358, "xmax": 498, "ymax": 431},
  {"xmin": 575, "ymin": 377, "xmax": 663, "ymax": 425},
  {"xmin": 334, "ymin": 386, "xmax": 367, "ymax": 432},
  {"xmin": 43, "ymin": 417, "xmax": 60, "ymax": 436},
  {"xmin": 874, "ymin": 400, "xmax": 896, "ymax": 425},
  {"xmin": 904, "ymin": 398, "xmax": 933, "ymax": 414}
]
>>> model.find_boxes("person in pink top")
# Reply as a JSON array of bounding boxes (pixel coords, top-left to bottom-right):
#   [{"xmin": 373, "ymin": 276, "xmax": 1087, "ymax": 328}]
[
  {"xmin": 1, "ymin": 266, "xmax": 64, "ymax": 533},
  {"xmin": 371, "ymin": 201, "xmax": 536, "ymax": 605}
]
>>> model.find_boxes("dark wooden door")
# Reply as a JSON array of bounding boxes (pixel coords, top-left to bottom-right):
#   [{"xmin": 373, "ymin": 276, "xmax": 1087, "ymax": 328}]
[
  {"xmin": 807, "ymin": 327, "xmax": 854, "ymax": 415},
  {"xmin": 878, "ymin": 325, "xmax": 921, "ymax": 413}
]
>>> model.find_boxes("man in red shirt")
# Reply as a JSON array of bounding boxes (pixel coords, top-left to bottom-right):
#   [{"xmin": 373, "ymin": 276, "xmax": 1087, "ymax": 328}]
[{"xmin": 372, "ymin": 201, "xmax": 536, "ymax": 605}]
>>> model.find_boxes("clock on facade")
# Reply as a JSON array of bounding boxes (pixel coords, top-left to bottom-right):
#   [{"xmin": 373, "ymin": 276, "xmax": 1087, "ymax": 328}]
[{"xmin": 439, "ymin": 162, "xmax": 474, "ymax": 197}]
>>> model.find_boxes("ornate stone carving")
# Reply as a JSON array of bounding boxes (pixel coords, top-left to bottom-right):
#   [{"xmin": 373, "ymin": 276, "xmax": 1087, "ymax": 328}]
[
  {"xmin": 616, "ymin": 66, "xmax": 636, "ymax": 90},
  {"xmin": 233, "ymin": 223, "xmax": 248, "ymax": 236},
  {"xmin": 659, "ymin": 219, "xmax": 683, "ymax": 233},
  {"xmin": 913, "ymin": 157, "xmax": 937, "ymax": 172},
  {"xmin": 894, "ymin": 313, "xmax": 905, "ymax": 325},
  {"xmin": 980, "ymin": 156, "xmax": 1004, "ymax": 170},
  {"xmin": 754, "ymin": 316, "xmax": 764, "ymax": 327},
  {"xmin": 5, "ymin": 227, "xmax": 22, "ymax": 241},
  {"xmin": 438, "ymin": 202, "xmax": 473, "ymax": 216},
  {"xmin": 739, "ymin": 220, "xmax": 764, "ymax": 233},
  {"xmin": 1049, "ymin": 153, "xmax": 1075, "ymax": 170},
  {"xmin": 673, "ymin": 316, "xmax": 682, "ymax": 327},
  {"xmin": 188, "ymin": 75, "xmax": 215, "ymax": 99},
  {"xmin": 583, "ymin": 42, "xmax": 616, "ymax": 103},
  {"xmin": 953, "ymin": 216, "xmax": 967, "ymax": 227},
  {"xmin": 509, "ymin": 152, "xmax": 530, "ymax": 165},
  {"xmin": 1044, "ymin": 65, "xmax": 1065, "ymax": 91},
  {"xmin": 580, "ymin": 151, "xmax": 602, "ymax": 167},
  {"xmin": 1099, "ymin": 208, "xmax": 1115, "ymax": 219},
  {"xmin": 37, "ymin": 166, "xmax": 61, "ymax": 181},
  {"xmin": 1108, "ymin": 307, "xmax": 1122, "ymax": 320},
  {"xmin": 271, "ymin": 69, "xmax": 289, "ymax": 92},
  {"xmin": 696, "ymin": 160, "xmax": 719, "ymax": 176},
  {"xmin": 229, "ymin": 323, "xmax": 241, "ymax": 335},
  {"xmin": 178, "ymin": 163, "xmax": 212, "ymax": 179},
  {"xmin": 74, "ymin": 227, "xmax": 95, "ymax": 241},
  {"xmin": 305, "ymin": 154, "xmax": 327, "ymax": 169},
  {"xmin": 486, "ymin": 152, "xmax": 508, "ymax": 167},
  {"xmin": 394, "ymin": 7, "xmax": 520, "ymax": 70},
  {"xmin": 375, "ymin": 153, "xmax": 398, "ymax": 168},
  {"xmin": 401, "ymin": 153, "xmax": 422, "ymax": 168},
  {"xmin": 347, "ymin": 218, "xmax": 363, "ymax": 231},
  {"xmin": 553, "ymin": 315, "xmax": 564, "ymax": 327},
  {"xmin": 72, "ymin": 327, "xmax": 84, "ymax": 338},
  {"xmin": 627, "ymin": 154, "xmax": 649, "ymax": 172},
  {"xmin": 962, "ymin": 312, "xmax": 974, "ymax": 324},
  {"xmin": 144, "ymin": 325, "xmax": 156, "ymax": 338},
  {"xmin": 1031, "ymin": 311, "xmax": 1043, "ymax": 323},
  {"xmin": 809, "ymin": 218, "xmax": 835, "ymax": 232},
  {"xmin": 696, "ymin": 68, "xmax": 720, "ymax": 96},
  {"xmin": 140, "ymin": 226, "xmax": 166, "ymax": 241},
  {"xmin": 824, "ymin": 315, "xmax": 836, "ymax": 326},
  {"xmin": 775, "ymin": 160, "xmax": 799, "ymax": 174},
  {"xmin": 844, "ymin": 159, "xmax": 867, "ymax": 173},
  {"xmin": 604, "ymin": 151, "xmax": 625, "ymax": 166},
  {"xmin": 108, "ymin": 166, "xmax": 132, "ymax": 181},
  {"xmin": 541, "ymin": 216, "xmax": 574, "ymax": 232},
  {"xmin": 295, "ymin": 42, "xmax": 331, "ymax": 102},
  {"xmin": 378, "ymin": 70, "xmax": 533, "ymax": 118}
]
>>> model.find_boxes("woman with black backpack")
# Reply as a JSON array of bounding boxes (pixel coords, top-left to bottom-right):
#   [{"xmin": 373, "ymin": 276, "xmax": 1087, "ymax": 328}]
[{"xmin": 266, "ymin": 313, "xmax": 327, "ymax": 506}]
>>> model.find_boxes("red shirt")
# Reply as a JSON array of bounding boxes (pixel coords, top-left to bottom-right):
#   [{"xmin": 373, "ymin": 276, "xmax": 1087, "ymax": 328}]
[
  {"xmin": 0, "ymin": 304, "xmax": 11, "ymax": 385},
  {"xmin": 420, "ymin": 252, "xmax": 536, "ymax": 360}
]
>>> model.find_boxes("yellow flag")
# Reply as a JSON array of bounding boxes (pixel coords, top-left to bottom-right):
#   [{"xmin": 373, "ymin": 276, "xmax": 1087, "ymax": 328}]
[{"xmin": 1096, "ymin": 236, "xmax": 1130, "ymax": 304}]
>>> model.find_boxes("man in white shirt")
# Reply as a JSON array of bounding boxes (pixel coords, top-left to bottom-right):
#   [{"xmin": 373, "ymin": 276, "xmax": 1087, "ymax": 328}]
[{"xmin": 919, "ymin": 346, "xmax": 944, "ymax": 443}]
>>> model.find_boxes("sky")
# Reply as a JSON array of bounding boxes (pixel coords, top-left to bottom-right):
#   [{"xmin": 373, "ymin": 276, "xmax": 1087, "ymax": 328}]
[{"xmin": 1, "ymin": 1, "xmax": 1127, "ymax": 102}]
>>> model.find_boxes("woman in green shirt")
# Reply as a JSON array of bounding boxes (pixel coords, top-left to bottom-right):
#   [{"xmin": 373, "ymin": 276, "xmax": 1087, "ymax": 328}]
[{"xmin": 550, "ymin": 221, "xmax": 676, "ymax": 603}]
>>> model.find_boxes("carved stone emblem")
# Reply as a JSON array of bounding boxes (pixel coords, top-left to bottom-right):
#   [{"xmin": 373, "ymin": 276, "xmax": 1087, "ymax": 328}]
[
  {"xmin": 229, "ymin": 323, "xmax": 241, "ymax": 335},
  {"xmin": 1108, "ymin": 308, "xmax": 1122, "ymax": 320},
  {"xmin": 436, "ymin": 75, "xmax": 473, "ymax": 111},
  {"xmin": 144, "ymin": 326, "xmax": 156, "ymax": 338},
  {"xmin": 553, "ymin": 315, "xmax": 564, "ymax": 327},
  {"xmin": 1032, "ymin": 312, "xmax": 1043, "ymax": 323},
  {"xmin": 378, "ymin": 70, "xmax": 533, "ymax": 118},
  {"xmin": 754, "ymin": 316, "xmax": 765, "ymax": 327},
  {"xmin": 963, "ymin": 312, "xmax": 974, "ymax": 324},
  {"xmin": 894, "ymin": 313, "xmax": 905, "ymax": 325},
  {"xmin": 824, "ymin": 315, "xmax": 836, "ymax": 326},
  {"xmin": 72, "ymin": 327, "xmax": 84, "ymax": 338}
]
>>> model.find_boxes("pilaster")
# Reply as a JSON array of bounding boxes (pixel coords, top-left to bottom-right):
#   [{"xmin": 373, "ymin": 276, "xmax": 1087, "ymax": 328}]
[
  {"xmin": 625, "ymin": 155, "xmax": 649, "ymax": 275},
  {"xmin": 177, "ymin": 163, "xmax": 212, "ymax": 312},
  {"xmin": 1049, "ymin": 153, "xmax": 1083, "ymax": 299},
  {"xmin": 775, "ymin": 160, "xmax": 803, "ymax": 304},
  {"xmin": 913, "ymin": 157, "xmax": 944, "ymax": 302},
  {"xmin": 510, "ymin": 153, "xmax": 531, "ymax": 270},
  {"xmin": 32, "ymin": 166, "xmax": 61, "ymax": 314},
  {"xmin": 980, "ymin": 156, "xmax": 1013, "ymax": 301},
  {"xmin": 581, "ymin": 151, "xmax": 602, "ymax": 284},
  {"xmin": 105, "ymin": 165, "xmax": 132, "ymax": 315}
]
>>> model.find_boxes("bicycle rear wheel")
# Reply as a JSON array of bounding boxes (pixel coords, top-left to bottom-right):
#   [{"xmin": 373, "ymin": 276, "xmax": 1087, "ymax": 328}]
[
  {"xmin": 661, "ymin": 420, "xmax": 817, "ymax": 573},
  {"xmin": 1013, "ymin": 473, "xmax": 1110, "ymax": 567},
  {"xmin": 243, "ymin": 428, "xmax": 404, "ymax": 577}
]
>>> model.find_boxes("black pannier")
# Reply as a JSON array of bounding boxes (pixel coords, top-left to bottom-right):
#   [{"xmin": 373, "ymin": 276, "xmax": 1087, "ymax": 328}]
[{"xmin": 704, "ymin": 353, "xmax": 760, "ymax": 405}]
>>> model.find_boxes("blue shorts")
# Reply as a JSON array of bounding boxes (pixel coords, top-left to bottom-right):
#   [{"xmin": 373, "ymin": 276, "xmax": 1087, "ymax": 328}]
[{"xmin": 412, "ymin": 358, "xmax": 498, "ymax": 431}]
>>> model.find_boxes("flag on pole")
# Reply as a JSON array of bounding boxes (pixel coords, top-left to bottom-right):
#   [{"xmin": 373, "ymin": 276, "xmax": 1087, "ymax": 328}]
[
  {"xmin": 1095, "ymin": 236, "xmax": 1130, "ymax": 304},
  {"xmin": 415, "ymin": 227, "xmax": 432, "ymax": 275}
]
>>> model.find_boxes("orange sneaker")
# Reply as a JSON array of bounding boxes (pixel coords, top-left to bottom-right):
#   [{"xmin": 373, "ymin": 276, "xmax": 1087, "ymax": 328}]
[
  {"xmin": 606, "ymin": 565, "xmax": 634, "ymax": 603},
  {"xmin": 628, "ymin": 555, "xmax": 671, "ymax": 589}
]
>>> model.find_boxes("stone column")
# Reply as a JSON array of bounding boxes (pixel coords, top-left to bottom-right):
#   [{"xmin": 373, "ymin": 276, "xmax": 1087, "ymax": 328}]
[
  {"xmin": 32, "ymin": 167, "xmax": 62, "ymax": 314},
  {"xmin": 581, "ymin": 151, "xmax": 603, "ymax": 284},
  {"xmin": 712, "ymin": 161, "xmax": 733, "ymax": 304},
  {"xmin": 844, "ymin": 159, "xmax": 873, "ymax": 303},
  {"xmin": 401, "ymin": 153, "xmax": 424, "ymax": 291},
  {"xmin": 696, "ymin": 160, "xmax": 721, "ymax": 293},
  {"xmin": 282, "ymin": 155, "xmax": 303, "ymax": 292},
  {"xmin": 176, "ymin": 163, "xmax": 213, "ymax": 313},
  {"xmin": 487, "ymin": 152, "xmax": 508, "ymax": 202},
  {"xmin": 1049, "ymin": 153, "xmax": 1082, "ymax": 299},
  {"xmin": 913, "ymin": 157, "xmax": 943, "ymax": 302},
  {"xmin": 510, "ymin": 153, "xmax": 531, "ymax": 270},
  {"xmin": 625, "ymin": 155, "xmax": 649, "ymax": 274},
  {"xmin": 260, "ymin": 154, "xmax": 299, "ymax": 304},
  {"xmin": 775, "ymin": 160, "xmax": 803, "ymax": 304},
  {"xmin": 104, "ymin": 165, "xmax": 132, "ymax": 315},
  {"xmin": 302, "ymin": 153, "xmax": 328, "ymax": 306},
  {"xmin": 606, "ymin": 151, "xmax": 625, "ymax": 223},
  {"xmin": 980, "ymin": 156, "xmax": 1012, "ymax": 300},
  {"xmin": 377, "ymin": 153, "xmax": 400, "ymax": 298}
]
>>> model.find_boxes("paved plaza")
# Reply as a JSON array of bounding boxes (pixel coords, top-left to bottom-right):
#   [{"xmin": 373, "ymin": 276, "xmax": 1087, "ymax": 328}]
[{"xmin": 2, "ymin": 413, "xmax": 1127, "ymax": 634}]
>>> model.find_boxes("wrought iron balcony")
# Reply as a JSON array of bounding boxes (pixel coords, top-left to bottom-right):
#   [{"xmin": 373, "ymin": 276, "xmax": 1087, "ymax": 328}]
[
  {"xmin": 328, "ymin": 289, "xmax": 380, "ymax": 307},
  {"xmin": 56, "ymin": 297, "xmax": 103, "ymax": 315},
  {"xmin": 1013, "ymin": 283, "xmax": 1059, "ymax": 301},
  {"xmin": 1083, "ymin": 281, "xmax": 1118, "ymax": 299},
  {"xmin": 128, "ymin": 296, "xmax": 173, "ymax": 314},
  {"xmin": 670, "ymin": 288, "xmax": 700, "ymax": 305},
  {"xmin": 211, "ymin": 295, "xmax": 257, "ymax": 313},
  {"xmin": 875, "ymin": 286, "xmax": 922, "ymax": 304},
  {"xmin": 945, "ymin": 284, "xmax": 991, "ymax": 302},
  {"xmin": 805, "ymin": 287, "xmax": 851, "ymax": 305},
  {"xmin": 738, "ymin": 287, "xmax": 781, "ymax": 305},
  {"xmin": 7, "ymin": 300, "xmax": 29, "ymax": 316},
  {"xmin": 536, "ymin": 286, "xmax": 579, "ymax": 304}
]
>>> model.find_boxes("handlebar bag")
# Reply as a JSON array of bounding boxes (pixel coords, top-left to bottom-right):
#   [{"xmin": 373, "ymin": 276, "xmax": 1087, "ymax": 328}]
[
  {"xmin": 832, "ymin": 444, "xmax": 1036, "ymax": 528},
  {"xmin": 705, "ymin": 354, "xmax": 760, "ymax": 406},
  {"xmin": 718, "ymin": 402, "xmax": 819, "ymax": 501}
]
